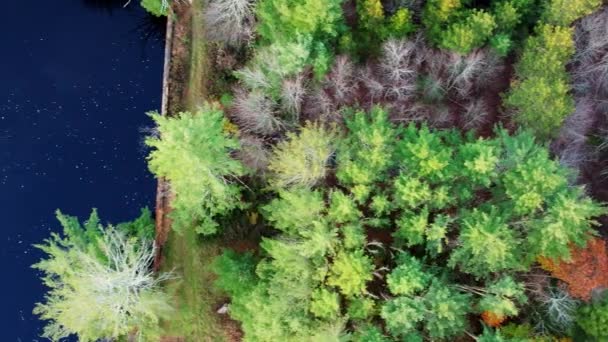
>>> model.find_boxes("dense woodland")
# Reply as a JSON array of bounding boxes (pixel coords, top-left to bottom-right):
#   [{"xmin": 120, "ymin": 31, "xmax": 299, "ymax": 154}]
[{"xmin": 33, "ymin": 0, "xmax": 608, "ymax": 341}]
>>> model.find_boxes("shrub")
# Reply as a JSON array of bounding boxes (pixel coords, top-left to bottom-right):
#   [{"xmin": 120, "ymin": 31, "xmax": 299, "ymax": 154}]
[
  {"xmin": 146, "ymin": 105, "xmax": 246, "ymax": 235},
  {"xmin": 212, "ymin": 250, "xmax": 257, "ymax": 298}
]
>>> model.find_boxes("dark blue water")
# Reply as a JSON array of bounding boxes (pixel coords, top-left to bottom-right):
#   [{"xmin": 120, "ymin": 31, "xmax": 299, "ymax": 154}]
[{"xmin": 0, "ymin": 1, "xmax": 165, "ymax": 339}]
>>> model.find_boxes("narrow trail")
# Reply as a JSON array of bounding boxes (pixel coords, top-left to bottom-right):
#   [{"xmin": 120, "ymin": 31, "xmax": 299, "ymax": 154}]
[{"xmin": 155, "ymin": 1, "xmax": 235, "ymax": 341}]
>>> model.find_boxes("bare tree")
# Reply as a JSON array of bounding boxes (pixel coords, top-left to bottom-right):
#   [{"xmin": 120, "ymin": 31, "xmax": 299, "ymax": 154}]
[
  {"xmin": 236, "ymin": 134, "xmax": 270, "ymax": 172},
  {"xmin": 461, "ymin": 99, "xmax": 490, "ymax": 131},
  {"xmin": 204, "ymin": 0, "xmax": 256, "ymax": 45},
  {"xmin": 325, "ymin": 55, "xmax": 358, "ymax": 104},
  {"xmin": 232, "ymin": 89, "xmax": 283, "ymax": 135},
  {"xmin": 281, "ymin": 73, "xmax": 308, "ymax": 118}
]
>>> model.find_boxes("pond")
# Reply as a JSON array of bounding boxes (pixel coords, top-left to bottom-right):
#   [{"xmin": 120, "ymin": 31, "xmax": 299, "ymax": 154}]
[{"xmin": 0, "ymin": 0, "xmax": 164, "ymax": 339}]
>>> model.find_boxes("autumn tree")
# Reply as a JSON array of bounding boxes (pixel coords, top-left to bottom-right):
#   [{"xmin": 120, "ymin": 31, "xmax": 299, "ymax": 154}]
[{"xmin": 539, "ymin": 238, "xmax": 608, "ymax": 301}]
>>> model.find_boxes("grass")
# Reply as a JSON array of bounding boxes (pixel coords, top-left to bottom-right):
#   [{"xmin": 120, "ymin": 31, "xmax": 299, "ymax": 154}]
[
  {"xmin": 187, "ymin": 0, "xmax": 209, "ymax": 108},
  {"xmin": 160, "ymin": 228, "xmax": 227, "ymax": 341}
]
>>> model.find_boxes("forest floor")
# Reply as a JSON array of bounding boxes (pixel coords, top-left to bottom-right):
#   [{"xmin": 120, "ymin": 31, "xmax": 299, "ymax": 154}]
[{"xmin": 156, "ymin": 1, "xmax": 240, "ymax": 341}]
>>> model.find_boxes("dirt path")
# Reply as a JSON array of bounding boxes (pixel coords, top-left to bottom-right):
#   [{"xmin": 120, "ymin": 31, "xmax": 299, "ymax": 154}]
[{"xmin": 154, "ymin": 1, "xmax": 240, "ymax": 341}]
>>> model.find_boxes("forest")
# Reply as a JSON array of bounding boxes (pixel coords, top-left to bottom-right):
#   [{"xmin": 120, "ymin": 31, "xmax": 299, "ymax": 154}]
[{"xmin": 32, "ymin": 0, "xmax": 608, "ymax": 341}]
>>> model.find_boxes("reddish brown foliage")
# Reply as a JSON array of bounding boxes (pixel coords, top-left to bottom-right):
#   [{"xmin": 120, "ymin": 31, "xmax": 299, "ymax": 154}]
[
  {"xmin": 481, "ymin": 311, "xmax": 506, "ymax": 327},
  {"xmin": 538, "ymin": 238, "xmax": 608, "ymax": 301}
]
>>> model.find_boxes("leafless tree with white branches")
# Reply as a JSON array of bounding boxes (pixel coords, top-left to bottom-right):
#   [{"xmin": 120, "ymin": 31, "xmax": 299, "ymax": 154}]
[{"xmin": 204, "ymin": 0, "xmax": 256, "ymax": 45}]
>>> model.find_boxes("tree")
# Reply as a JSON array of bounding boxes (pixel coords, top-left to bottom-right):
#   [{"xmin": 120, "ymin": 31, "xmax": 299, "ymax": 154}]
[
  {"xmin": 33, "ymin": 210, "xmax": 173, "ymax": 342},
  {"xmin": 381, "ymin": 281, "xmax": 472, "ymax": 339},
  {"xmin": 422, "ymin": 0, "xmax": 533, "ymax": 55},
  {"xmin": 440, "ymin": 10, "xmax": 497, "ymax": 54},
  {"xmin": 238, "ymin": 0, "xmax": 345, "ymax": 92},
  {"xmin": 506, "ymin": 76, "xmax": 574, "ymax": 139},
  {"xmin": 310, "ymin": 288, "xmax": 341, "ymax": 319},
  {"xmin": 262, "ymin": 188, "xmax": 326, "ymax": 235},
  {"xmin": 386, "ymin": 253, "xmax": 433, "ymax": 296},
  {"xmin": 539, "ymin": 238, "xmax": 608, "ymax": 300},
  {"xmin": 140, "ymin": 0, "xmax": 169, "ymax": 16},
  {"xmin": 328, "ymin": 249, "xmax": 374, "ymax": 297},
  {"xmin": 449, "ymin": 208, "xmax": 522, "ymax": 277},
  {"xmin": 268, "ymin": 123, "xmax": 337, "ymax": 189},
  {"xmin": 542, "ymin": 0, "xmax": 602, "ymax": 26},
  {"xmin": 576, "ymin": 292, "xmax": 608, "ymax": 340},
  {"xmin": 145, "ymin": 105, "xmax": 246, "ymax": 235},
  {"xmin": 214, "ymin": 107, "xmax": 604, "ymax": 340},
  {"xmin": 476, "ymin": 276, "xmax": 528, "ymax": 321},
  {"xmin": 342, "ymin": 0, "xmax": 415, "ymax": 57},
  {"xmin": 204, "ymin": 0, "xmax": 256, "ymax": 45},
  {"xmin": 336, "ymin": 107, "xmax": 398, "ymax": 187}
]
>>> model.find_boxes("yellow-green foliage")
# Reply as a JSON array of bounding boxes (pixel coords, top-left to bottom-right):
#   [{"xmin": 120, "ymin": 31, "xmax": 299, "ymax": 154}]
[
  {"xmin": 256, "ymin": 0, "xmax": 344, "ymax": 45},
  {"xmin": 343, "ymin": 0, "xmax": 414, "ymax": 57},
  {"xmin": 505, "ymin": 24, "xmax": 575, "ymax": 139},
  {"xmin": 477, "ymin": 276, "xmax": 527, "ymax": 318},
  {"xmin": 542, "ymin": 0, "xmax": 602, "ymax": 26},
  {"xmin": 328, "ymin": 250, "xmax": 374, "ymax": 297},
  {"xmin": 516, "ymin": 24, "xmax": 575, "ymax": 79},
  {"xmin": 214, "ymin": 108, "xmax": 604, "ymax": 341},
  {"xmin": 146, "ymin": 105, "xmax": 246, "ymax": 235},
  {"xmin": 268, "ymin": 123, "xmax": 337, "ymax": 189},
  {"xmin": 506, "ymin": 0, "xmax": 602, "ymax": 139},
  {"xmin": 310, "ymin": 288, "xmax": 341, "ymax": 319},
  {"xmin": 423, "ymin": 0, "xmax": 464, "ymax": 39},
  {"xmin": 440, "ymin": 10, "xmax": 497, "ymax": 54},
  {"xmin": 337, "ymin": 106, "xmax": 397, "ymax": 186},
  {"xmin": 423, "ymin": 0, "xmax": 535, "ymax": 55},
  {"xmin": 251, "ymin": 0, "xmax": 345, "ymax": 82}
]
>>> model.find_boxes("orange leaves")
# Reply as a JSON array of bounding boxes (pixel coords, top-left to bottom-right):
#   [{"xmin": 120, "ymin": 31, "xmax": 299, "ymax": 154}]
[
  {"xmin": 538, "ymin": 238, "xmax": 608, "ymax": 300},
  {"xmin": 481, "ymin": 311, "xmax": 506, "ymax": 327}
]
